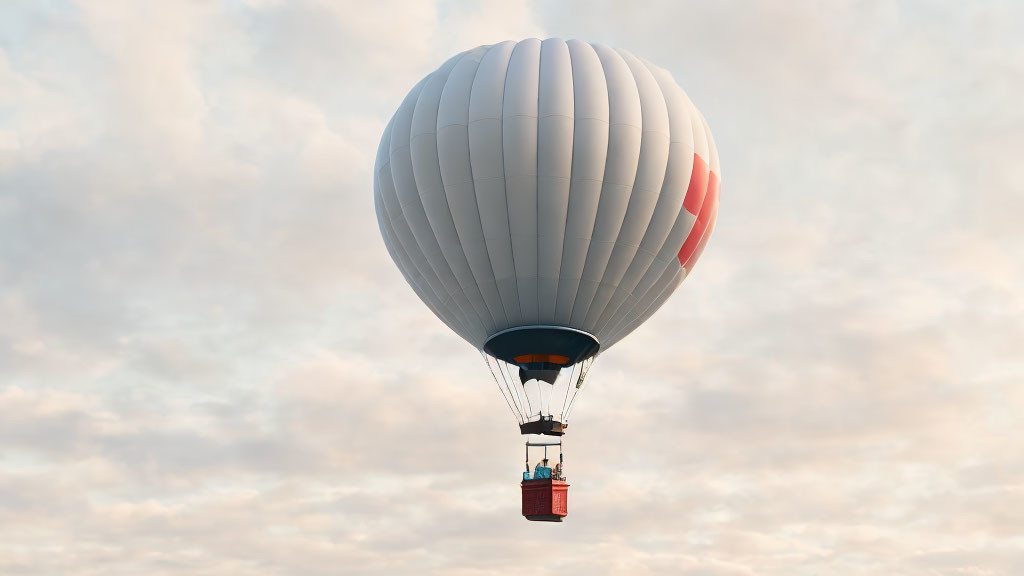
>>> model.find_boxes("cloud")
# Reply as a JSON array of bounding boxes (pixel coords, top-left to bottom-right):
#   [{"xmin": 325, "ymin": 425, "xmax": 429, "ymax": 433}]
[{"xmin": 0, "ymin": 1, "xmax": 1022, "ymax": 575}]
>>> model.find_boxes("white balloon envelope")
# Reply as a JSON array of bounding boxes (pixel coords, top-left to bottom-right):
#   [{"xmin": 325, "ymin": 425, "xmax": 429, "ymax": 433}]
[{"xmin": 374, "ymin": 38, "xmax": 720, "ymax": 436}]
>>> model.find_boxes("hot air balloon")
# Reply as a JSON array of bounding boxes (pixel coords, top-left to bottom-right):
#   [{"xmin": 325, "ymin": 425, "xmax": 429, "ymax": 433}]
[{"xmin": 373, "ymin": 38, "xmax": 720, "ymax": 522}]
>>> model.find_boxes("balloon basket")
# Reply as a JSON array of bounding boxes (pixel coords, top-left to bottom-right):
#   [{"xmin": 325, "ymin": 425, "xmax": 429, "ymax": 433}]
[{"xmin": 521, "ymin": 478, "xmax": 569, "ymax": 522}]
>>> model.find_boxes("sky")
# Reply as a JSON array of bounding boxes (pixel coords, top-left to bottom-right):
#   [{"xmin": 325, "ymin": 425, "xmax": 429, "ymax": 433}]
[{"xmin": 1, "ymin": 1, "xmax": 1023, "ymax": 574}]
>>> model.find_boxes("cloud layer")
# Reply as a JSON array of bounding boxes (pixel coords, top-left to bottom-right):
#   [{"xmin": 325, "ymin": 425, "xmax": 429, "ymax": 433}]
[{"xmin": 1, "ymin": 1, "xmax": 1022, "ymax": 574}]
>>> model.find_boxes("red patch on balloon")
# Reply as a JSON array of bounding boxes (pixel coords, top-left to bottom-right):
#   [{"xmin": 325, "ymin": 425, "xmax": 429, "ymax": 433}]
[{"xmin": 677, "ymin": 154, "xmax": 719, "ymax": 266}]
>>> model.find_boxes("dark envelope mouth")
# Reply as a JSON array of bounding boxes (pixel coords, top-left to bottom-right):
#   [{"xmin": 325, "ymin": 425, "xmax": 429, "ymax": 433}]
[{"xmin": 483, "ymin": 325, "xmax": 600, "ymax": 368}]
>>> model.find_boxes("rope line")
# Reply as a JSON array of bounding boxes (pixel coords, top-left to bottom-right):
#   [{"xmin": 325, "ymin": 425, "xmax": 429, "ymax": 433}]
[
  {"xmin": 560, "ymin": 361, "xmax": 578, "ymax": 421},
  {"xmin": 484, "ymin": 352, "xmax": 522, "ymax": 424},
  {"xmin": 564, "ymin": 357, "xmax": 594, "ymax": 422},
  {"xmin": 498, "ymin": 358, "xmax": 527, "ymax": 421}
]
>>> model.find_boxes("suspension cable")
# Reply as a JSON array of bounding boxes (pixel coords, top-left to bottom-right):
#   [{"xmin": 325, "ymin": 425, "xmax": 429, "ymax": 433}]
[
  {"xmin": 528, "ymin": 377, "xmax": 536, "ymax": 416},
  {"xmin": 564, "ymin": 357, "xmax": 594, "ymax": 422},
  {"xmin": 564, "ymin": 361, "xmax": 586, "ymax": 420},
  {"xmin": 560, "ymin": 360, "xmax": 579, "ymax": 421},
  {"xmin": 538, "ymin": 385, "xmax": 545, "ymax": 418},
  {"xmin": 502, "ymin": 358, "xmax": 526, "ymax": 422},
  {"xmin": 484, "ymin": 352, "xmax": 522, "ymax": 424},
  {"xmin": 500, "ymin": 358, "xmax": 523, "ymax": 421},
  {"xmin": 498, "ymin": 357, "xmax": 527, "ymax": 421},
  {"xmin": 508, "ymin": 360, "xmax": 534, "ymax": 418}
]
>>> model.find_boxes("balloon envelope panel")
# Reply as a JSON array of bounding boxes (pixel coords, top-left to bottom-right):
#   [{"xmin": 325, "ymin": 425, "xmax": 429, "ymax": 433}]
[{"xmin": 374, "ymin": 38, "xmax": 720, "ymax": 351}]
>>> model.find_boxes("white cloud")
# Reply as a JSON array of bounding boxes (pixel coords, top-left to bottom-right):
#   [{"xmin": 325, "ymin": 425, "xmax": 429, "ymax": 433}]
[{"xmin": 0, "ymin": 1, "xmax": 1022, "ymax": 574}]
